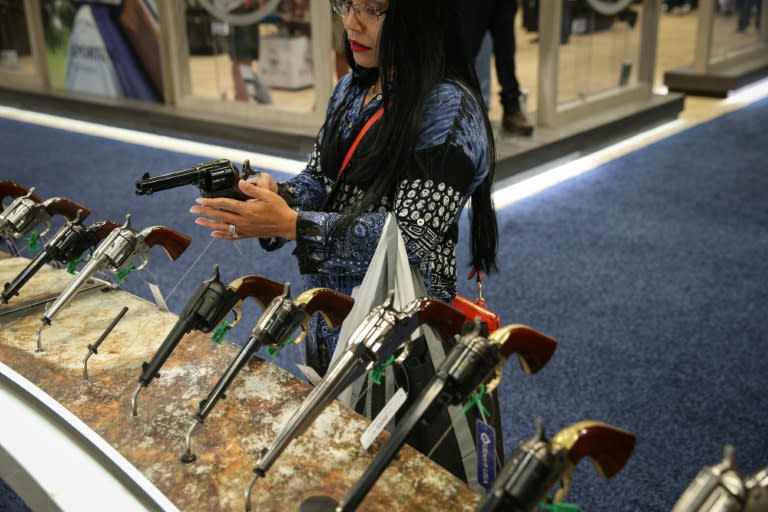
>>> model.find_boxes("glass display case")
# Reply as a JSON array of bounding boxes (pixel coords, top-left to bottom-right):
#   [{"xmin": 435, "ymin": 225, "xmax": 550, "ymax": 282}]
[
  {"xmin": 533, "ymin": 0, "xmax": 660, "ymax": 127},
  {"xmin": 664, "ymin": 0, "xmax": 768, "ymax": 96}
]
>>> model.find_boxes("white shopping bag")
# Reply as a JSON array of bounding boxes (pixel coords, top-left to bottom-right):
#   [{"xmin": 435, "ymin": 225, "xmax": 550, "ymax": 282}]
[{"xmin": 330, "ymin": 214, "xmax": 481, "ymax": 489}]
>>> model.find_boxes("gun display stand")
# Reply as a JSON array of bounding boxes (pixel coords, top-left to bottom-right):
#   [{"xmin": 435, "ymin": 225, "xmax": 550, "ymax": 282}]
[{"xmin": 0, "ymin": 255, "xmax": 480, "ymax": 511}]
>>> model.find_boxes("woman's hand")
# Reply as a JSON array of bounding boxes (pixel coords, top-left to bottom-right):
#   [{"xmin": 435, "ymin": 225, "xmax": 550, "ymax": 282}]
[
  {"xmin": 189, "ymin": 179, "xmax": 298, "ymax": 241},
  {"xmin": 247, "ymin": 172, "xmax": 279, "ymax": 194}
]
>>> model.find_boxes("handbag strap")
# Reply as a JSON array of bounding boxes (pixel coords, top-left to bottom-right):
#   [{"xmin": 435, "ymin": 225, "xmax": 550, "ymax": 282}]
[{"xmin": 337, "ymin": 106, "xmax": 385, "ymax": 180}]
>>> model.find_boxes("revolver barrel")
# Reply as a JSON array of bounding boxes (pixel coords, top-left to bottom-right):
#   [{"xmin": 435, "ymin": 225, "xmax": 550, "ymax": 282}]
[
  {"xmin": 135, "ymin": 159, "xmax": 252, "ymax": 199},
  {"xmin": 135, "ymin": 167, "xmax": 202, "ymax": 195},
  {"xmin": 42, "ymin": 257, "xmax": 101, "ymax": 325},
  {"xmin": 2, "ymin": 250, "xmax": 50, "ymax": 303}
]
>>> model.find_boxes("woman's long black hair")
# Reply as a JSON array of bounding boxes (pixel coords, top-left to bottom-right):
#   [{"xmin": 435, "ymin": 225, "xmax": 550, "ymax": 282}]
[{"xmin": 320, "ymin": 0, "xmax": 498, "ymax": 274}]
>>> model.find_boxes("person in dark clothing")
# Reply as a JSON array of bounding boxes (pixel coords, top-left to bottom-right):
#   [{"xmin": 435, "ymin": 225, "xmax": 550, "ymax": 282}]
[{"xmin": 457, "ymin": 0, "xmax": 533, "ymax": 136}]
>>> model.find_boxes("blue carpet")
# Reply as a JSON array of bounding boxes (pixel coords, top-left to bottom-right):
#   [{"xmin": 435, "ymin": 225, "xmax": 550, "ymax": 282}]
[{"xmin": 0, "ymin": 98, "xmax": 766, "ymax": 510}]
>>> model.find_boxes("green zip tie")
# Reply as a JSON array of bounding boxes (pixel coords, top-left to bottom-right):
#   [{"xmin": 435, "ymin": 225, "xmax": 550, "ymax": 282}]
[
  {"xmin": 266, "ymin": 337, "xmax": 293, "ymax": 358},
  {"xmin": 540, "ymin": 502, "xmax": 580, "ymax": 512},
  {"xmin": 369, "ymin": 355, "xmax": 396, "ymax": 385},
  {"xmin": 66, "ymin": 253, "xmax": 84, "ymax": 274},
  {"xmin": 25, "ymin": 232, "xmax": 40, "ymax": 252},
  {"xmin": 211, "ymin": 320, "xmax": 231, "ymax": 345},
  {"xmin": 113, "ymin": 263, "xmax": 136, "ymax": 283},
  {"xmin": 462, "ymin": 383, "xmax": 491, "ymax": 418}
]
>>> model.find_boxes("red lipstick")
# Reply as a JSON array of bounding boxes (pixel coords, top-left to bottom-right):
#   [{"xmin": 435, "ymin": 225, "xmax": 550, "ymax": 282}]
[{"xmin": 349, "ymin": 40, "xmax": 371, "ymax": 53}]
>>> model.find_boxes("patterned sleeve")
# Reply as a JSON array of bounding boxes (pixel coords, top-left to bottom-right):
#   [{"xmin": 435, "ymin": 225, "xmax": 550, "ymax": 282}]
[
  {"xmin": 259, "ymin": 146, "xmax": 331, "ymax": 252},
  {"xmin": 259, "ymin": 78, "xmax": 353, "ymax": 252},
  {"xmin": 292, "ymin": 82, "xmax": 490, "ymax": 283}
]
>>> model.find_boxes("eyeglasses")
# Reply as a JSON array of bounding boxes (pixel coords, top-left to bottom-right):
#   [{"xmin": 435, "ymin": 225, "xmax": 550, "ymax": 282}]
[{"xmin": 331, "ymin": 0, "xmax": 388, "ymax": 22}]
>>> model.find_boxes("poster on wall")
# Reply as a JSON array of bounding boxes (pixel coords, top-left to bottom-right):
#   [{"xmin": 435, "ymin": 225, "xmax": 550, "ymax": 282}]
[{"xmin": 42, "ymin": 0, "xmax": 163, "ymax": 102}]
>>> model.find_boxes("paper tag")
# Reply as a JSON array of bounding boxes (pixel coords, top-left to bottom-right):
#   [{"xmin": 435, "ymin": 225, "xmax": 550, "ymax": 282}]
[
  {"xmin": 476, "ymin": 420, "xmax": 497, "ymax": 490},
  {"xmin": 296, "ymin": 364, "xmax": 323, "ymax": 386},
  {"xmin": 147, "ymin": 283, "xmax": 169, "ymax": 312},
  {"xmin": 360, "ymin": 387, "xmax": 407, "ymax": 450}
]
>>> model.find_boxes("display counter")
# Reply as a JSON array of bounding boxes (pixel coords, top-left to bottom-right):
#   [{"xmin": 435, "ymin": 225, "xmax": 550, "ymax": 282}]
[{"xmin": 0, "ymin": 256, "xmax": 479, "ymax": 511}]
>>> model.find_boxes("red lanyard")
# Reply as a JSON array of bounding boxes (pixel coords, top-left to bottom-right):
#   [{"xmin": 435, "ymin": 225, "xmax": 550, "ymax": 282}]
[{"xmin": 337, "ymin": 106, "xmax": 385, "ymax": 180}]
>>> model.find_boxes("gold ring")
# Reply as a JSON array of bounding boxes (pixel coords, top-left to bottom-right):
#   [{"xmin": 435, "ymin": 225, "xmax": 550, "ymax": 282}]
[{"xmin": 229, "ymin": 223, "xmax": 238, "ymax": 239}]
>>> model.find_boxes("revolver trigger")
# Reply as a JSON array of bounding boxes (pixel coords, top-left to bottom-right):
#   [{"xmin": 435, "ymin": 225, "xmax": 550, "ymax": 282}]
[
  {"xmin": 553, "ymin": 466, "xmax": 574, "ymax": 504},
  {"xmin": 133, "ymin": 253, "xmax": 150, "ymax": 272},
  {"xmin": 39, "ymin": 220, "xmax": 52, "ymax": 238},
  {"xmin": 293, "ymin": 330, "xmax": 307, "ymax": 345},
  {"xmin": 229, "ymin": 304, "xmax": 243, "ymax": 327},
  {"xmin": 485, "ymin": 368, "xmax": 502, "ymax": 394},
  {"xmin": 394, "ymin": 341, "xmax": 412, "ymax": 365}
]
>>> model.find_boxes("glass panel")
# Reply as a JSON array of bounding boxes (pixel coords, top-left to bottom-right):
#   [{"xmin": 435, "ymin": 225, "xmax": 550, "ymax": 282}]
[
  {"xmin": 711, "ymin": 0, "xmax": 762, "ymax": 60},
  {"xmin": 656, "ymin": 5, "xmax": 697, "ymax": 89},
  {"xmin": 557, "ymin": 1, "xmax": 643, "ymax": 105},
  {"xmin": 0, "ymin": 1, "xmax": 34, "ymax": 75},
  {"xmin": 40, "ymin": 0, "xmax": 164, "ymax": 103},
  {"xmin": 185, "ymin": 0, "xmax": 316, "ymax": 113}
]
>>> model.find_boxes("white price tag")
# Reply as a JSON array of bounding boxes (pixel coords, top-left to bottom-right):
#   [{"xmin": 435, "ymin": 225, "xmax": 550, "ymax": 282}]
[
  {"xmin": 360, "ymin": 387, "xmax": 407, "ymax": 451},
  {"xmin": 296, "ymin": 364, "xmax": 323, "ymax": 386},
  {"xmin": 147, "ymin": 283, "xmax": 169, "ymax": 312}
]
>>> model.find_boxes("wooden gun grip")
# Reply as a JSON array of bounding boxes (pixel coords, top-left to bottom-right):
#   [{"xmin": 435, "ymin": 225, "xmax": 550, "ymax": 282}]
[
  {"xmin": 0, "ymin": 181, "xmax": 43, "ymax": 204},
  {"xmin": 44, "ymin": 197, "xmax": 91, "ymax": 221},
  {"xmin": 230, "ymin": 275, "xmax": 285, "ymax": 308},
  {"xmin": 89, "ymin": 221, "xmax": 122, "ymax": 241},
  {"xmin": 415, "ymin": 298, "xmax": 465, "ymax": 342},
  {"xmin": 298, "ymin": 288, "xmax": 354, "ymax": 327},
  {"xmin": 554, "ymin": 421, "xmax": 636, "ymax": 478},
  {"xmin": 141, "ymin": 226, "xmax": 192, "ymax": 260},
  {"xmin": 490, "ymin": 324, "xmax": 558, "ymax": 374}
]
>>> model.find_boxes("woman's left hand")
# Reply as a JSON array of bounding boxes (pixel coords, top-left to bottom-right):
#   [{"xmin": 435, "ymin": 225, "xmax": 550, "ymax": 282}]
[{"xmin": 189, "ymin": 180, "xmax": 298, "ymax": 241}]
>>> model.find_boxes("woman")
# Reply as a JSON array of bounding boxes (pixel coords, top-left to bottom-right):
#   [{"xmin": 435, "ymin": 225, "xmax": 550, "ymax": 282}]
[{"xmin": 190, "ymin": 0, "xmax": 500, "ymax": 485}]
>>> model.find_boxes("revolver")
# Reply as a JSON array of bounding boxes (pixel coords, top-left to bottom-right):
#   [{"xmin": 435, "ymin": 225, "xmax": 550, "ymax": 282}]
[
  {"xmin": 671, "ymin": 445, "xmax": 768, "ymax": 512},
  {"xmin": 0, "ymin": 188, "xmax": 91, "ymax": 239},
  {"xmin": 41, "ymin": 214, "xmax": 192, "ymax": 326},
  {"xmin": 135, "ymin": 159, "xmax": 256, "ymax": 200},
  {"xmin": 181, "ymin": 284, "xmax": 355, "ymax": 463},
  {"xmin": 243, "ymin": 292, "xmax": 467, "ymax": 511},
  {"xmin": 337, "ymin": 321, "xmax": 559, "ymax": 512},
  {"xmin": 130, "ymin": 264, "xmax": 285, "ymax": 416},
  {"xmin": 2, "ymin": 215, "xmax": 121, "ymax": 303},
  {"xmin": 476, "ymin": 419, "xmax": 636, "ymax": 512},
  {"xmin": 0, "ymin": 181, "xmax": 42, "ymax": 206}
]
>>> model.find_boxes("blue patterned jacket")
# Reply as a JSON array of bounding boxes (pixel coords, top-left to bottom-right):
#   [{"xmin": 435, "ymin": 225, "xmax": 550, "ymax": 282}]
[{"xmin": 261, "ymin": 74, "xmax": 491, "ymax": 371}]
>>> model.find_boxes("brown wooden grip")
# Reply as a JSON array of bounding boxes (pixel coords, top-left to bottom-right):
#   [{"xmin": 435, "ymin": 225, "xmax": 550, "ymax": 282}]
[
  {"xmin": 90, "ymin": 220, "xmax": 122, "ymax": 241},
  {"xmin": 416, "ymin": 298, "xmax": 466, "ymax": 342},
  {"xmin": 489, "ymin": 324, "xmax": 557, "ymax": 374},
  {"xmin": 0, "ymin": 181, "xmax": 42, "ymax": 203},
  {"xmin": 554, "ymin": 421, "xmax": 636, "ymax": 478},
  {"xmin": 44, "ymin": 198, "xmax": 91, "ymax": 221},
  {"xmin": 231, "ymin": 275, "xmax": 285, "ymax": 308},
  {"xmin": 141, "ymin": 227, "xmax": 192, "ymax": 260},
  {"xmin": 298, "ymin": 288, "xmax": 354, "ymax": 327}
]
